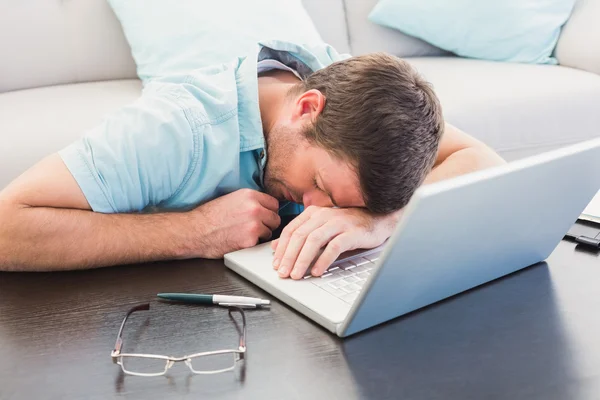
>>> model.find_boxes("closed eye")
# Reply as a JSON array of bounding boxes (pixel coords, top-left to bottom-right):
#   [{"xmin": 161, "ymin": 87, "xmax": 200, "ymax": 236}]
[
  {"xmin": 312, "ymin": 177, "xmax": 320, "ymax": 190},
  {"xmin": 314, "ymin": 176, "xmax": 338, "ymax": 207}
]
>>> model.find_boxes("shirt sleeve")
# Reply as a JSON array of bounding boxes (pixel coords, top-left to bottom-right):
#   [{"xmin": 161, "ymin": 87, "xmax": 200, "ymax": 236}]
[{"xmin": 59, "ymin": 86, "xmax": 200, "ymax": 213}]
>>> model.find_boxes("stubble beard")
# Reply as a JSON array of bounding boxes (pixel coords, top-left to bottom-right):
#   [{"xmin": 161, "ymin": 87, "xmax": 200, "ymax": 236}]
[{"xmin": 262, "ymin": 125, "xmax": 298, "ymax": 202}]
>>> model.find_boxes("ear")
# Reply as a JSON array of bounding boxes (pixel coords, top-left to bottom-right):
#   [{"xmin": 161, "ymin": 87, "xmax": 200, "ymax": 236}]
[{"xmin": 292, "ymin": 89, "xmax": 325, "ymax": 123}]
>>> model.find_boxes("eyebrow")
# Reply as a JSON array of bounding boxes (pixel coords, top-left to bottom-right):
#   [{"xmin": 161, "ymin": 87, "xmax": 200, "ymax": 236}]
[{"xmin": 318, "ymin": 173, "xmax": 340, "ymax": 207}]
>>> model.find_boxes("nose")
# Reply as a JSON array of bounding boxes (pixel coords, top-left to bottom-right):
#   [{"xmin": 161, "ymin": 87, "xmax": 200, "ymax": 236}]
[
  {"xmin": 302, "ymin": 189, "xmax": 330, "ymax": 207},
  {"xmin": 302, "ymin": 192, "xmax": 313, "ymax": 207}
]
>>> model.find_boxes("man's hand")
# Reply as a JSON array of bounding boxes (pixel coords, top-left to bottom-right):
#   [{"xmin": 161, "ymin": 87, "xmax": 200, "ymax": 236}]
[
  {"xmin": 191, "ymin": 189, "xmax": 281, "ymax": 258},
  {"xmin": 269, "ymin": 123, "xmax": 505, "ymax": 280},
  {"xmin": 0, "ymin": 155, "xmax": 280, "ymax": 270},
  {"xmin": 271, "ymin": 206, "xmax": 399, "ymax": 280}
]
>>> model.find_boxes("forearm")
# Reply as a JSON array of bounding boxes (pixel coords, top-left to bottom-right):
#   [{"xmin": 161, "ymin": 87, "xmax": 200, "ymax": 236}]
[
  {"xmin": 424, "ymin": 146, "xmax": 506, "ymax": 184},
  {"xmin": 378, "ymin": 146, "xmax": 505, "ymax": 231},
  {"xmin": 0, "ymin": 205, "xmax": 198, "ymax": 272}
]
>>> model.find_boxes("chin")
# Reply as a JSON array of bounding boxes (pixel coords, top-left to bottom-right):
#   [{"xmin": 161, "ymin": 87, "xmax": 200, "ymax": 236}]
[{"xmin": 262, "ymin": 178, "xmax": 285, "ymax": 201}]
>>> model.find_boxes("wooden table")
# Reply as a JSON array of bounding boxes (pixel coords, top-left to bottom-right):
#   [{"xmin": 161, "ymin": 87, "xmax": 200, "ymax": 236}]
[{"xmin": 1, "ymin": 240, "xmax": 599, "ymax": 399}]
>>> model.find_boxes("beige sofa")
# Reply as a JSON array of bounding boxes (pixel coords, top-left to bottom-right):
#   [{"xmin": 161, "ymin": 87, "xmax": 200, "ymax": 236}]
[{"xmin": 1, "ymin": 0, "xmax": 599, "ymax": 189}]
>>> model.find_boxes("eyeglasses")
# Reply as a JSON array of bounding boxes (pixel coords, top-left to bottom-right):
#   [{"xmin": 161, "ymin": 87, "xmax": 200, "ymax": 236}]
[{"xmin": 111, "ymin": 303, "xmax": 246, "ymax": 377}]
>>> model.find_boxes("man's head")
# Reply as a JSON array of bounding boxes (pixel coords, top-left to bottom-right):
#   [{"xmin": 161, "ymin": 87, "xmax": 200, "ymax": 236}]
[{"xmin": 262, "ymin": 52, "xmax": 444, "ymax": 213}]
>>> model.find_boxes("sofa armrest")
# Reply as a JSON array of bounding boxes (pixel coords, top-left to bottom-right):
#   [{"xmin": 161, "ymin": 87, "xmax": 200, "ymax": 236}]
[{"xmin": 555, "ymin": 0, "xmax": 600, "ymax": 75}]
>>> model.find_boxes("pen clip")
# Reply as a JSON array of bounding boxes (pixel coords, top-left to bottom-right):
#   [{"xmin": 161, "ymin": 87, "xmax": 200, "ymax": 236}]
[{"xmin": 218, "ymin": 303, "xmax": 258, "ymax": 309}]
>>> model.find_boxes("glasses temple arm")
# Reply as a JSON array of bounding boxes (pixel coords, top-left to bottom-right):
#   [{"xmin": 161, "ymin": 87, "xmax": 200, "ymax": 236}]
[
  {"xmin": 228, "ymin": 307, "xmax": 247, "ymax": 350},
  {"xmin": 112, "ymin": 303, "xmax": 150, "ymax": 357}
]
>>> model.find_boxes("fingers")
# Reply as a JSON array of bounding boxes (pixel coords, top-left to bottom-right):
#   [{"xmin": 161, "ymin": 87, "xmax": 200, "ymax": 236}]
[
  {"xmin": 240, "ymin": 220, "xmax": 272, "ymax": 250},
  {"xmin": 257, "ymin": 207, "xmax": 281, "ymax": 231},
  {"xmin": 276, "ymin": 215, "xmax": 329, "ymax": 279},
  {"xmin": 271, "ymin": 238, "xmax": 279, "ymax": 250},
  {"xmin": 288, "ymin": 224, "xmax": 344, "ymax": 279},
  {"xmin": 257, "ymin": 223, "xmax": 273, "ymax": 242},
  {"xmin": 251, "ymin": 190, "xmax": 280, "ymax": 212},
  {"xmin": 310, "ymin": 233, "xmax": 354, "ymax": 277},
  {"xmin": 239, "ymin": 189, "xmax": 280, "ymax": 231},
  {"xmin": 272, "ymin": 207, "xmax": 316, "ymax": 271},
  {"xmin": 270, "ymin": 207, "xmax": 390, "ymax": 280}
]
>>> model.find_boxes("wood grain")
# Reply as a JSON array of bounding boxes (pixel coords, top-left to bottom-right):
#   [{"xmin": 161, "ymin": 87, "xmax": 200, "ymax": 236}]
[{"xmin": 1, "ymin": 241, "xmax": 599, "ymax": 400}]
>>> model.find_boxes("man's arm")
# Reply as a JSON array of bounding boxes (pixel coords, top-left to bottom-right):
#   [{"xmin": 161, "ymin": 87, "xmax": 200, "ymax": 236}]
[
  {"xmin": 272, "ymin": 122, "xmax": 506, "ymax": 279},
  {"xmin": 0, "ymin": 154, "xmax": 280, "ymax": 271},
  {"xmin": 424, "ymin": 122, "xmax": 506, "ymax": 184}
]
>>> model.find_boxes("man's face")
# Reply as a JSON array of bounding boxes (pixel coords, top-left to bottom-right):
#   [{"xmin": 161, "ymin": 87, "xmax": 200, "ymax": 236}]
[{"xmin": 263, "ymin": 123, "xmax": 366, "ymax": 209}]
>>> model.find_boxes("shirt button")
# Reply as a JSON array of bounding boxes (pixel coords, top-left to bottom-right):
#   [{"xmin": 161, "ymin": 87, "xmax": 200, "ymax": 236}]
[{"xmin": 259, "ymin": 150, "xmax": 265, "ymax": 159}]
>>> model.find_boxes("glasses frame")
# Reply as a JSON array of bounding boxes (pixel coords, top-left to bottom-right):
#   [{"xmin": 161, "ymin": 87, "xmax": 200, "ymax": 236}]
[{"xmin": 111, "ymin": 303, "xmax": 247, "ymax": 377}]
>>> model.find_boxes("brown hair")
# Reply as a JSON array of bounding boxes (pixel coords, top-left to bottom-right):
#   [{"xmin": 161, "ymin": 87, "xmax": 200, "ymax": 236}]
[{"xmin": 294, "ymin": 52, "xmax": 444, "ymax": 213}]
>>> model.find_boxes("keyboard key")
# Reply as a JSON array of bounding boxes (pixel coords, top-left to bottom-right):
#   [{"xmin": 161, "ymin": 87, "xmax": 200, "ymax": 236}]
[
  {"xmin": 342, "ymin": 283, "xmax": 362, "ymax": 292},
  {"xmin": 364, "ymin": 251, "xmax": 382, "ymax": 262},
  {"xmin": 342, "ymin": 276, "xmax": 360, "ymax": 284},
  {"xmin": 337, "ymin": 261, "xmax": 355, "ymax": 270},
  {"xmin": 305, "ymin": 266, "xmax": 341, "ymax": 279},
  {"xmin": 356, "ymin": 271, "xmax": 371, "ymax": 281},
  {"xmin": 310, "ymin": 274, "xmax": 342, "ymax": 287},
  {"xmin": 320, "ymin": 284, "xmax": 347, "ymax": 298},
  {"xmin": 328, "ymin": 280, "xmax": 347, "ymax": 290},
  {"xmin": 340, "ymin": 292, "xmax": 360, "ymax": 304},
  {"xmin": 336, "ymin": 269, "xmax": 353, "ymax": 277},
  {"xmin": 350, "ymin": 258, "xmax": 371, "ymax": 267},
  {"xmin": 359, "ymin": 257, "xmax": 375, "ymax": 266},
  {"xmin": 353, "ymin": 264, "xmax": 373, "ymax": 274}
]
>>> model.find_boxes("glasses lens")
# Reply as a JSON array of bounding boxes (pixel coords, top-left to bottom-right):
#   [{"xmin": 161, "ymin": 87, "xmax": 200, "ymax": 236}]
[
  {"xmin": 120, "ymin": 356, "xmax": 168, "ymax": 376},
  {"xmin": 189, "ymin": 352, "xmax": 237, "ymax": 373}
]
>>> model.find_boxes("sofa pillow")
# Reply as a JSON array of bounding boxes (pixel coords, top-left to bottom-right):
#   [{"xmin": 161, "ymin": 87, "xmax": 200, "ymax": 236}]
[
  {"xmin": 369, "ymin": 0, "xmax": 576, "ymax": 64},
  {"xmin": 107, "ymin": 0, "xmax": 323, "ymax": 82}
]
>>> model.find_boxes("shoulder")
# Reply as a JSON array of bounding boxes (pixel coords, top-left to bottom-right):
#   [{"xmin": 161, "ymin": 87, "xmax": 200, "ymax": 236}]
[{"xmin": 142, "ymin": 63, "xmax": 240, "ymax": 129}]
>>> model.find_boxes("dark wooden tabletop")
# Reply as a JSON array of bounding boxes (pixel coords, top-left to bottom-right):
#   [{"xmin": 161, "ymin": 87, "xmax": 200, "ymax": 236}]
[{"xmin": 1, "ymin": 239, "xmax": 599, "ymax": 400}]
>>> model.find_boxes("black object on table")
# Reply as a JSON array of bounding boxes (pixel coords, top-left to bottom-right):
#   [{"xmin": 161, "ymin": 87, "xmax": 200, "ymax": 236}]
[
  {"xmin": 1, "ymin": 240, "xmax": 599, "ymax": 400},
  {"xmin": 565, "ymin": 219, "xmax": 600, "ymax": 250}
]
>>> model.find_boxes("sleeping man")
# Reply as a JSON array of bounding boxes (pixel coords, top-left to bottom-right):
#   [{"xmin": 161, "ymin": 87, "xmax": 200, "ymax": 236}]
[{"xmin": 0, "ymin": 40, "xmax": 505, "ymax": 276}]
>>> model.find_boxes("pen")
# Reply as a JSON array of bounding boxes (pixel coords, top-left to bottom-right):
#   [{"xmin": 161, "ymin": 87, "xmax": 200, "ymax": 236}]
[{"xmin": 157, "ymin": 293, "xmax": 270, "ymax": 308}]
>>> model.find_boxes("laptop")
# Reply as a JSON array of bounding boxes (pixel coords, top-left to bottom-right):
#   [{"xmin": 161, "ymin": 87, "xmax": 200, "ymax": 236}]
[{"xmin": 225, "ymin": 138, "xmax": 600, "ymax": 337}]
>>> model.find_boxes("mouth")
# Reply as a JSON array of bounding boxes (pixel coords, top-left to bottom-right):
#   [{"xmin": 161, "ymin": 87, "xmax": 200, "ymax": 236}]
[
  {"xmin": 282, "ymin": 187, "xmax": 299, "ymax": 203},
  {"xmin": 283, "ymin": 188, "xmax": 293, "ymax": 202}
]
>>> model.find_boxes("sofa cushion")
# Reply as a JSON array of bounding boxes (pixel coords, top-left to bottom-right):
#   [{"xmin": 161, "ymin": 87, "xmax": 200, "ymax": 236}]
[
  {"xmin": 107, "ymin": 0, "xmax": 325, "ymax": 83},
  {"xmin": 302, "ymin": 0, "xmax": 351, "ymax": 54},
  {"xmin": 407, "ymin": 57, "xmax": 600, "ymax": 160},
  {"xmin": 344, "ymin": 0, "xmax": 447, "ymax": 57},
  {"xmin": 0, "ymin": 0, "xmax": 137, "ymax": 94},
  {"xmin": 0, "ymin": 0, "xmax": 349, "ymax": 93},
  {"xmin": 0, "ymin": 80, "xmax": 142, "ymax": 189},
  {"xmin": 556, "ymin": 0, "xmax": 600, "ymax": 76},
  {"xmin": 369, "ymin": 0, "xmax": 575, "ymax": 65}
]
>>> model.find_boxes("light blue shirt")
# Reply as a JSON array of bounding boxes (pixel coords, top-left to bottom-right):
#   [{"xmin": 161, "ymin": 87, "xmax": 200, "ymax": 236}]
[{"xmin": 59, "ymin": 40, "xmax": 349, "ymax": 215}]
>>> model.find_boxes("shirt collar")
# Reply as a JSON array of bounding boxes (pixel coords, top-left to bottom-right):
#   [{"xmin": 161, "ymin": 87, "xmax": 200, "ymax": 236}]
[{"xmin": 235, "ymin": 54, "xmax": 264, "ymax": 152}]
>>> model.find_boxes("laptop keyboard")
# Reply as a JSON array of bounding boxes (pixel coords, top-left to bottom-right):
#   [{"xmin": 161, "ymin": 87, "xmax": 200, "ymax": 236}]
[{"xmin": 303, "ymin": 251, "xmax": 381, "ymax": 304}]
